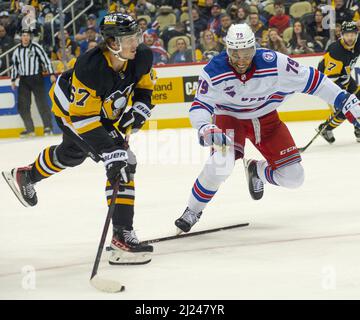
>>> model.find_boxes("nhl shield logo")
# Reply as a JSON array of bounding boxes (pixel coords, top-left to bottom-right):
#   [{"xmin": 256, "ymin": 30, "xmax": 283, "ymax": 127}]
[{"xmin": 262, "ymin": 52, "xmax": 275, "ymax": 62}]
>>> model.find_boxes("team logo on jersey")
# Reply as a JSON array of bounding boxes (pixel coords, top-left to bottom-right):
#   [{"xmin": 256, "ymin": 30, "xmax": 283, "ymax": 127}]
[
  {"xmin": 262, "ymin": 52, "xmax": 275, "ymax": 62},
  {"xmin": 224, "ymin": 86, "xmax": 236, "ymax": 97}
]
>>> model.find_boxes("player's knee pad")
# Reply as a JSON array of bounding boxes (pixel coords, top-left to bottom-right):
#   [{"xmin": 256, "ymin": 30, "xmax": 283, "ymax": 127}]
[
  {"xmin": 55, "ymin": 145, "xmax": 87, "ymax": 168},
  {"xmin": 203, "ymin": 150, "xmax": 235, "ymax": 184},
  {"xmin": 275, "ymin": 162, "xmax": 304, "ymax": 189}
]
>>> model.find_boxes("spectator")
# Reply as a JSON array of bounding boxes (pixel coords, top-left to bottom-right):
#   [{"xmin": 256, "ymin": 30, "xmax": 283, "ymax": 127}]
[
  {"xmin": 236, "ymin": 7, "xmax": 249, "ymax": 24},
  {"xmin": 51, "ymin": 29, "xmax": 80, "ymax": 61},
  {"xmin": 75, "ymin": 14, "xmax": 100, "ymax": 42},
  {"xmin": 137, "ymin": 17, "xmax": 149, "ymax": 33},
  {"xmin": 160, "ymin": 22, "xmax": 187, "ymax": 51},
  {"xmin": 10, "ymin": 30, "xmax": 56, "ymax": 137},
  {"xmin": 307, "ymin": 8, "xmax": 330, "ymax": 51},
  {"xmin": 79, "ymin": 26, "xmax": 101, "ymax": 54},
  {"xmin": 228, "ymin": 4, "xmax": 239, "ymax": 21},
  {"xmin": 0, "ymin": 25, "xmax": 15, "ymax": 74},
  {"xmin": 248, "ymin": 12, "xmax": 267, "ymax": 47},
  {"xmin": 135, "ymin": 0, "xmax": 156, "ymax": 17},
  {"xmin": 54, "ymin": 46, "xmax": 76, "ymax": 73},
  {"xmin": 169, "ymin": 38, "xmax": 193, "ymax": 64},
  {"xmin": 143, "ymin": 29, "xmax": 169, "ymax": 65},
  {"xmin": 334, "ymin": 0, "xmax": 354, "ymax": 24},
  {"xmin": 118, "ymin": 0, "xmax": 137, "ymax": 13},
  {"xmin": 191, "ymin": 7, "xmax": 208, "ymax": 43},
  {"xmin": 199, "ymin": 0, "xmax": 215, "ymax": 20},
  {"xmin": 288, "ymin": 20, "xmax": 320, "ymax": 54},
  {"xmin": 208, "ymin": 3, "xmax": 222, "ymax": 35},
  {"xmin": 198, "ymin": 29, "xmax": 223, "ymax": 61},
  {"xmin": 226, "ymin": 0, "xmax": 250, "ymax": 17},
  {"xmin": 216, "ymin": 13, "xmax": 233, "ymax": 47},
  {"xmin": 269, "ymin": 0, "xmax": 290, "ymax": 36},
  {"xmin": 0, "ymin": 11, "xmax": 18, "ymax": 38},
  {"xmin": 86, "ymin": 40, "xmax": 98, "ymax": 52},
  {"xmin": 335, "ymin": 23, "xmax": 342, "ymax": 40},
  {"xmin": 267, "ymin": 28, "xmax": 288, "ymax": 54}
]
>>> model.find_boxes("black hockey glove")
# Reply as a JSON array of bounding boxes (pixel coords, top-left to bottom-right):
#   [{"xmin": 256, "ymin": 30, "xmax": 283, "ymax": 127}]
[
  {"xmin": 102, "ymin": 147, "xmax": 130, "ymax": 186},
  {"xmin": 118, "ymin": 102, "xmax": 151, "ymax": 134}
]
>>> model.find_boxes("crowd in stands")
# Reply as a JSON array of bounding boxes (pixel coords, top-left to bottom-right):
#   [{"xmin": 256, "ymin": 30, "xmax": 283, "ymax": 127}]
[{"xmin": 1, "ymin": 0, "xmax": 360, "ymax": 73}]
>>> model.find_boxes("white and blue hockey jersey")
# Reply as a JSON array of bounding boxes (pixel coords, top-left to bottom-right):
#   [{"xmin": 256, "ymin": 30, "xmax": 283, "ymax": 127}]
[{"xmin": 190, "ymin": 49, "xmax": 345, "ymax": 130}]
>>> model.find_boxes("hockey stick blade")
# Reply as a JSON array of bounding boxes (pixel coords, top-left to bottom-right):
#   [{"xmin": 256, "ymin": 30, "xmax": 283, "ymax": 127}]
[
  {"xmin": 90, "ymin": 275, "xmax": 125, "ymax": 293},
  {"xmin": 106, "ymin": 223, "xmax": 249, "ymax": 251}
]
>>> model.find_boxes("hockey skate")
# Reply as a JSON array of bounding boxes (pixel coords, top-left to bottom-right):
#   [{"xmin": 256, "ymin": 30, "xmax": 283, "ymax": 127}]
[
  {"xmin": 1, "ymin": 166, "xmax": 38, "ymax": 207},
  {"xmin": 109, "ymin": 226, "xmax": 153, "ymax": 265},
  {"xmin": 355, "ymin": 127, "xmax": 360, "ymax": 143},
  {"xmin": 243, "ymin": 159, "xmax": 264, "ymax": 200},
  {"xmin": 175, "ymin": 207, "xmax": 202, "ymax": 233},
  {"xmin": 318, "ymin": 123, "xmax": 335, "ymax": 144}
]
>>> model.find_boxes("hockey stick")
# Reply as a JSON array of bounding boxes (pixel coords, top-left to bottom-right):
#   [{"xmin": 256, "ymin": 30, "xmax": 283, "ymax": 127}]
[
  {"xmin": 90, "ymin": 127, "xmax": 133, "ymax": 292},
  {"xmin": 142, "ymin": 223, "xmax": 249, "ymax": 244},
  {"xmin": 105, "ymin": 223, "xmax": 249, "ymax": 251},
  {"xmin": 298, "ymin": 109, "xmax": 342, "ymax": 153},
  {"xmin": 90, "ymin": 178, "xmax": 125, "ymax": 293}
]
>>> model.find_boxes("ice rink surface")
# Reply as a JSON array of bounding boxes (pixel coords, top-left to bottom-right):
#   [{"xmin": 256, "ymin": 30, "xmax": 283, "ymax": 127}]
[{"xmin": 0, "ymin": 121, "xmax": 359, "ymax": 300}]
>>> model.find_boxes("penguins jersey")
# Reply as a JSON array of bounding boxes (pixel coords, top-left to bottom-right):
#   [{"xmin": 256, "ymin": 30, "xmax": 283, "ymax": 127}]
[
  {"xmin": 190, "ymin": 49, "xmax": 344, "ymax": 130},
  {"xmin": 318, "ymin": 37, "xmax": 360, "ymax": 89},
  {"xmin": 51, "ymin": 43, "xmax": 156, "ymax": 154}
]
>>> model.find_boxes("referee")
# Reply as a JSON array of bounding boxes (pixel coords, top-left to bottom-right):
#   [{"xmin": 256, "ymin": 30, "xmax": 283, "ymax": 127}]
[{"xmin": 11, "ymin": 29, "xmax": 56, "ymax": 137}]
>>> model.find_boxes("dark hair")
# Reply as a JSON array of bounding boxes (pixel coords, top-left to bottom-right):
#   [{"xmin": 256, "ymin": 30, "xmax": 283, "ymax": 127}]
[
  {"xmin": 274, "ymin": 0, "xmax": 284, "ymax": 7},
  {"xmin": 137, "ymin": 18, "xmax": 147, "ymax": 24}
]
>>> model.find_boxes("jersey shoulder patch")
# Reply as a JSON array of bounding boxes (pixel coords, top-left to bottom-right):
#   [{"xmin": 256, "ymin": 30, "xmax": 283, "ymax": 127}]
[{"xmin": 253, "ymin": 49, "xmax": 278, "ymax": 70}]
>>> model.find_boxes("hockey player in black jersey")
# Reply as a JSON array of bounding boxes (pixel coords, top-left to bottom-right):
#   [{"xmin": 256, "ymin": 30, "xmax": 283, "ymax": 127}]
[
  {"xmin": 1, "ymin": 13, "xmax": 156, "ymax": 265},
  {"xmin": 317, "ymin": 21, "xmax": 360, "ymax": 143}
]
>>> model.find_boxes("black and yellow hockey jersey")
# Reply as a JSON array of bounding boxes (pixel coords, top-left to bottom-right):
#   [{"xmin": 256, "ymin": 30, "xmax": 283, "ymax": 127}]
[
  {"xmin": 51, "ymin": 43, "xmax": 156, "ymax": 154},
  {"xmin": 318, "ymin": 37, "xmax": 360, "ymax": 89}
]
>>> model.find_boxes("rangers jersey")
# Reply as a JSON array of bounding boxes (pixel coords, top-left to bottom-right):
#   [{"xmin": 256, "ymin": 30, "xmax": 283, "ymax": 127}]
[{"xmin": 190, "ymin": 49, "xmax": 345, "ymax": 130}]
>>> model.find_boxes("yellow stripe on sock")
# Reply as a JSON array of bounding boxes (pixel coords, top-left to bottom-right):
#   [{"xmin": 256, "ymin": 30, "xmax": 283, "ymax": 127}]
[
  {"xmin": 44, "ymin": 148, "xmax": 62, "ymax": 172},
  {"xmin": 107, "ymin": 198, "xmax": 135, "ymax": 206},
  {"xmin": 106, "ymin": 180, "xmax": 135, "ymax": 187},
  {"xmin": 35, "ymin": 158, "xmax": 51, "ymax": 177}
]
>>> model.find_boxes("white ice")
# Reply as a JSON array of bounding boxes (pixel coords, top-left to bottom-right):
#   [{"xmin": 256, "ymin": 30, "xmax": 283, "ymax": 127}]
[{"xmin": 0, "ymin": 121, "xmax": 359, "ymax": 300}]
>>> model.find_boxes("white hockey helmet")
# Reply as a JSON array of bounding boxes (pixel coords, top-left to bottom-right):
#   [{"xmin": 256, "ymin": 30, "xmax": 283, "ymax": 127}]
[{"xmin": 225, "ymin": 23, "xmax": 256, "ymax": 50}]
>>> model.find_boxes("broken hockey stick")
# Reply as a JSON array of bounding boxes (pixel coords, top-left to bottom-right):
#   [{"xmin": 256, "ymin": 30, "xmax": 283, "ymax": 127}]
[
  {"xmin": 105, "ymin": 223, "xmax": 249, "ymax": 251},
  {"xmin": 90, "ymin": 177, "xmax": 125, "ymax": 293},
  {"xmin": 298, "ymin": 109, "xmax": 342, "ymax": 153}
]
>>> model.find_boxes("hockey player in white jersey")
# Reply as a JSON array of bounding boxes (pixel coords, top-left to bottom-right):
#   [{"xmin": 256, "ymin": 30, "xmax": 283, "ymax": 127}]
[{"xmin": 175, "ymin": 23, "xmax": 360, "ymax": 233}]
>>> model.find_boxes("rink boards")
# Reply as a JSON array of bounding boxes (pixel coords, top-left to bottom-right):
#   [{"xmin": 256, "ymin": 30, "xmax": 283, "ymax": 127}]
[{"xmin": 1, "ymin": 53, "xmax": 360, "ymax": 137}]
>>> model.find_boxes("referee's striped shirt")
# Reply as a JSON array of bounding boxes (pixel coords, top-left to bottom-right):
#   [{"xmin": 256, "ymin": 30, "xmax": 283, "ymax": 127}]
[{"xmin": 11, "ymin": 41, "xmax": 54, "ymax": 81}]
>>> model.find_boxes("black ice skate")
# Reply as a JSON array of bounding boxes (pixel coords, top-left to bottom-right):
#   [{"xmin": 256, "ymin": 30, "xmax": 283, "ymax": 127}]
[
  {"xmin": 1, "ymin": 166, "xmax": 38, "ymax": 207},
  {"xmin": 355, "ymin": 127, "xmax": 360, "ymax": 143},
  {"xmin": 109, "ymin": 226, "xmax": 153, "ymax": 265},
  {"xmin": 243, "ymin": 159, "xmax": 264, "ymax": 200},
  {"xmin": 175, "ymin": 207, "xmax": 202, "ymax": 233},
  {"xmin": 318, "ymin": 123, "xmax": 335, "ymax": 144}
]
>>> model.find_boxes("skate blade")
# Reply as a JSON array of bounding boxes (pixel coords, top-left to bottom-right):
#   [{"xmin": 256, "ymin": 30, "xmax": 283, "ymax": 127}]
[
  {"xmin": 1, "ymin": 171, "xmax": 29, "ymax": 207},
  {"xmin": 108, "ymin": 249, "xmax": 152, "ymax": 265}
]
